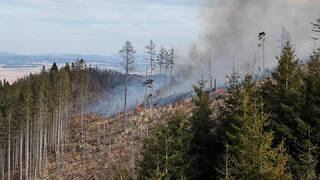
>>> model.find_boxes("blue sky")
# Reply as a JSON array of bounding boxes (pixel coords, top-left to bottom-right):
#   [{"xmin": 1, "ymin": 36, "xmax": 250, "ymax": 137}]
[{"xmin": 0, "ymin": 0, "xmax": 201, "ymax": 55}]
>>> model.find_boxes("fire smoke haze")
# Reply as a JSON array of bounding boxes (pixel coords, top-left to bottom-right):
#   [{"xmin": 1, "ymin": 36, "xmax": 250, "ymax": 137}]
[{"xmin": 192, "ymin": 0, "xmax": 320, "ymax": 80}]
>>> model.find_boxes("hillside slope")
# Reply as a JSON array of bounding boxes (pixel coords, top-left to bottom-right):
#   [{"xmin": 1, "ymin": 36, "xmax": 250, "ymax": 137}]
[{"xmin": 43, "ymin": 91, "xmax": 223, "ymax": 179}]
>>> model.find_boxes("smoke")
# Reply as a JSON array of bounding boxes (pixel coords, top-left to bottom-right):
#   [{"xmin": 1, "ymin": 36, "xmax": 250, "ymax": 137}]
[
  {"xmin": 87, "ymin": 76, "xmax": 145, "ymax": 116},
  {"xmin": 90, "ymin": 0, "xmax": 320, "ymax": 116},
  {"xmin": 192, "ymin": 0, "xmax": 320, "ymax": 81},
  {"xmin": 88, "ymin": 75, "xmax": 173, "ymax": 117}
]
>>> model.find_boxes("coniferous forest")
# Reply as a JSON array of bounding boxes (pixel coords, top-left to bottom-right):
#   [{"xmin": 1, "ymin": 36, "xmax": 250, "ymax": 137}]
[
  {"xmin": 138, "ymin": 40, "xmax": 320, "ymax": 179},
  {"xmin": 0, "ymin": 59, "xmax": 130, "ymax": 179},
  {"xmin": 0, "ymin": 1, "xmax": 320, "ymax": 180},
  {"xmin": 1, "ymin": 38, "xmax": 320, "ymax": 180}
]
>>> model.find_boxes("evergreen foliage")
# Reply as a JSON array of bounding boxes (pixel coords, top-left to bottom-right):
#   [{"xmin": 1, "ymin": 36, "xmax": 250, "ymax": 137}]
[
  {"xmin": 228, "ymin": 87, "xmax": 290, "ymax": 179},
  {"xmin": 297, "ymin": 127, "xmax": 318, "ymax": 180},
  {"xmin": 139, "ymin": 110, "xmax": 190, "ymax": 179},
  {"xmin": 186, "ymin": 80, "xmax": 216, "ymax": 179},
  {"xmin": 303, "ymin": 49, "xmax": 320, "ymax": 150},
  {"xmin": 261, "ymin": 39, "xmax": 307, "ymax": 176}
]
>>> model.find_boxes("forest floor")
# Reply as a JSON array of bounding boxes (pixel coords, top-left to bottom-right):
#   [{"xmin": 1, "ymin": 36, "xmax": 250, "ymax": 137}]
[
  {"xmin": 43, "ymin": 90, "xmax": 223, "ymax": 179},
  {"xmin": 43, "ymin": 103, "xmax": 192, "ymax": 179}
]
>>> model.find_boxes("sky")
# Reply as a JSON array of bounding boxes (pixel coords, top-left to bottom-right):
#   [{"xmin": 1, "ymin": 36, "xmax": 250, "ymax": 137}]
[{"xmin": 0, "ymin": 0, "xmax": 201, "ymax": 55}]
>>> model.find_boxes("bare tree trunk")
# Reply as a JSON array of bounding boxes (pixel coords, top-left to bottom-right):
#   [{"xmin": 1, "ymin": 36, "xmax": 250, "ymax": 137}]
[
  {"xmin": 123, "ymin": 63, "xmax": 128, "ymax": 125},
  {"xmin": 38, "ymin": 88, "xmax": 43, "ymax": 176},
  {"xmin": 80, "ymin": 98, "xmax": 84, "ymax": 148},
  {"xmin": 7, "ymin": 113, "xmax": 11, "ymax": 180},
  {"xmin": 165, "ymin": 130, "xmax": 168, "ymax": 177},
  {"xmin": 34, "ymin": 114, "xmax": 39, "ymax": 179},
  {"xmin": 30, "ymin": 126, "xmax": 33, "ymax": 180},
  {"xmin": 208, "ymin": 50, "xmax": 212, "ymax": 90},
  {"xmin": 170, "ymin": 65, "xmax": 173, "ymax": 87},
  {"xmin": 165, "ymin": 63, "xmax": 169, "ymax": 97},
  {"xmin": 120, "ymin": 41, "xmax": 135, "ymax": 125},
  {"xmin": 103, "ymin": 122, "xmax": 106, "ymax": 148},
  {"xmin": 57, "ymin": 79, "xmax": 62, "ymax": 178},
  {"xmin": 160, "ymin": 64, "xmax": 162, "ymax": 85},
  {"xmin": 25, "ymin": 113, "xmax": 29, "ymax": 180},
  {"xmin": 14, "ymin": 138, "xmax": 18, "ymax": 174},
  {"xmin": 150, "ymin": 56, "xmax": 153, "ymax": 104},
  {"xmin": 97, "ymin": 125, "xmax": 100, "ymax": 150},
  {"xmin": 262, "ymin": 41, "xmax": 265, "ymax": 72},
  {"xmin": 39, "ymin": 122, "xmax": 43, "ymax": 176},
  {"xmin": 20, "ymin": 129, "xmax": 23, "ymax": 180},
  {"xmin": 0, "ymin": 147, "xmax": 4, "ymax": 180},
  {"xmin": 34, "ymin": 121, "xmax": 37, "ymax": 179},
  {"xmin": 144, "ymin": 67, "xmax": 148, "ymax": 102},
  {"xmin": 44, "ymin": 128, "xmax": 48, "ymax": 170},
  {"xmin": 159, "ymin": 64, "xmax": 163, "ymax": 99}
]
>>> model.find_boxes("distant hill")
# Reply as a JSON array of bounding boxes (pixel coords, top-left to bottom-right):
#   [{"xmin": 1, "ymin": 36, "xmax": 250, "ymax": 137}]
[{"xmin": 0, "ymin": 52, "xmax": 148, "ymax": 81}]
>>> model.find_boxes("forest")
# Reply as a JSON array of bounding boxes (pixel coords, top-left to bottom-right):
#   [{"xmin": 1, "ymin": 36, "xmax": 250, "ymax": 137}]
[
  {"xmin": 138, "ymin": 38, "xmax": 320, "ymax": 179},
  {"xmin": 0, "ymin": 8, "xmax": 319, "ymax": 180},
  {"xmin": 0, "ymin": 59, "xmax": 135, "ymax": 179},
  {"xmin": 1, "ymin": 37, "xmax": 320, "ymax": 180}
]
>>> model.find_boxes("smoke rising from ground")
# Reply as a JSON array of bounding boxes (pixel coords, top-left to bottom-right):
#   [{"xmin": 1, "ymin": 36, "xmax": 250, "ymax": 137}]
[
  {"xmin": 191, "ymin": 0, "xmax": 320, "ymax": 81},
  {"xmin": 91, "ymin": 0, "xmax": 320, "ymax": 116}
]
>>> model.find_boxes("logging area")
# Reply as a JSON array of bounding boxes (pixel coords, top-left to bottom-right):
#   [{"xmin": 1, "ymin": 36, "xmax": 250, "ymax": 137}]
[{"xmin": 1, "ymin": 0, "xmax": 320, "ymax": 179}]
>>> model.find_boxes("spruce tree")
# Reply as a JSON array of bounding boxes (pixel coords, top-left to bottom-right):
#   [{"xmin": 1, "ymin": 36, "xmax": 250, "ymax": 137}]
[
  {"xmin": 300, "ymin": 49, "xmax": 320, "ymax": 175},
  {"xmin": 230, "ymin": 88, "xmax": 290, "ymax": 179},
  {"xmin": 303, "ymin": 49, "xmax": 320, "ymax": 147},
  {"xmin": 186, "ymin": 80, "xmax": 216, "ymax": 179},
  {"xmin": 212, "ymin": 70, "xmax": 243, "ymax": 178},
  {"xmin": 261, "ymin": 39, "xmax": 307, "ymax": 176},
  {"xmin": 217, "ymin": 141, "xmax": 233, "ymax": 180},
  {"xmin": 139, "ymin": 110, "xmax": 189, "ymax": 179},
  {"xmin": 297, "ymin": 127, "xmax": 318, "ymax": 180},
  {"xmin": 272, "ymin": 40, "xmax": 300, "ymax": 90}
]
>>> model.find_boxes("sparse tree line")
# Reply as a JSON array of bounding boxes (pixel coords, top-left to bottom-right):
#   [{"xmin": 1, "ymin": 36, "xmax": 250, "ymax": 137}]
[
  {"xmin": 138, "ymin": 36, "xmax": 320, "ymax": 179},
  {"xmin": 0, "ymin": 59, "xmax": 125, "ymax": 179},
  {"xmin": 143, "ymin": 40, "xmax": 175, "ymax": 99},
  {"xmin": 119, "ymin": 40, "xmax": 175, "ymax": 125},
  {"xmin": 120, "ymin": 41, "xmax": 175, "ymax": 107}
]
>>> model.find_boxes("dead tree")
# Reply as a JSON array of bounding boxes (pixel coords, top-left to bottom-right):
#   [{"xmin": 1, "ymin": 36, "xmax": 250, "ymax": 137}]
[
  {"xmin": 168, "ymin": 48, "xmax": 175, "ymax": 84},
  {"xmin": 258, "ymin": 32, "xmax": 266, "ymax": 72},
  {"xmin": 145, "ymin": 40, "xmax": 156, "ymax": 102},
  {"xmin": 156, "ymin": 47, "xmax": 168, "ymax": 98},
  {"xmin": 311, "ymin": 19, "xmax": 320, "ymax": 49},
  {"xmin": 119, "ymin": 41, "xmax": 135, "ymax": 125},
  {"xmin": 8, "ymin": 111, "xmax": 11, "ymax": 180}
]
